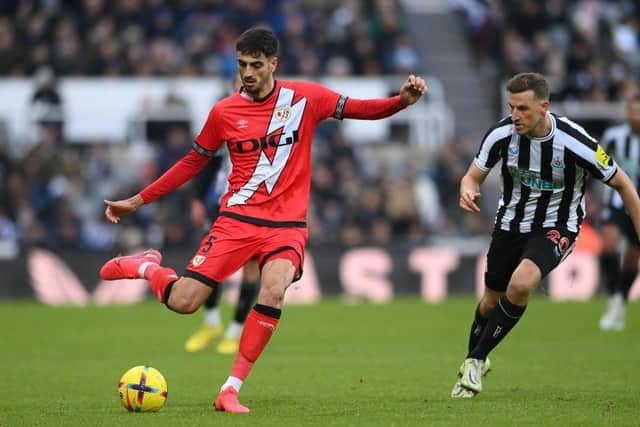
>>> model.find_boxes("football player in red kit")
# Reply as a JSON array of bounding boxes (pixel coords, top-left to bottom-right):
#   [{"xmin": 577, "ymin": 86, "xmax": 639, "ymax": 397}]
[{"xmin": 100, "ymin": 27, "xmax": 426, "ymax": 413}]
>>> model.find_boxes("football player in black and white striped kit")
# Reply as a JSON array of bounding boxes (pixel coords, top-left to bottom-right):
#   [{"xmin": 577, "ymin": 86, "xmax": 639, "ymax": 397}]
[
  {"xmin": 451, "ymin": 73, "xmax": 640, "ymax": 398},
  {"xmin": 598, "ymin": 96, "xmax": 640, "ymax": 331}
]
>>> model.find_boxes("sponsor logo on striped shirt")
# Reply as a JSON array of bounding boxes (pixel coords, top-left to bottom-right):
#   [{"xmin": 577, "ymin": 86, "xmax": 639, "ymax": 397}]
[{"xmin": 509, "ymin": 167, "xmax": 564, "ymax": 191}]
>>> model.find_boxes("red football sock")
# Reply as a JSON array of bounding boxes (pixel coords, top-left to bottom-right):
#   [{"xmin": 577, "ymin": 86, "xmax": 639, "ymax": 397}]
[
  {"xmin": 230, "ymin": 308, "xmax": 280, "ymax": 380},
  {"xmin": 143, "ymin": 264, "xmax": 179, "ymax": 302}
]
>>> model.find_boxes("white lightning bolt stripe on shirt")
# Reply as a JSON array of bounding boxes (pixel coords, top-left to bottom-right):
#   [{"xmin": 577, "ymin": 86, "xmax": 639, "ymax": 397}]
[{"xmin": 227, "ymin": 87, "xmax": 306, "ymax": 207}]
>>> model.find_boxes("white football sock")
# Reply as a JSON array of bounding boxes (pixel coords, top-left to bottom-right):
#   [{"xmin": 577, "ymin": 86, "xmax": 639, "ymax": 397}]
[
  {"xmin": 225, "ymin": 321, "xmax": 243, "ymax": 339},
  {"xmin": 221, "ymin": 376, "xmax": 243, "ymax": 392},
  {"xmin": 138, "ymin": 262, "xmax": 154, "ymax": 278},
  {"xmin": 205, "ymin": 308, "xmax": 221, "ymax": 327}
]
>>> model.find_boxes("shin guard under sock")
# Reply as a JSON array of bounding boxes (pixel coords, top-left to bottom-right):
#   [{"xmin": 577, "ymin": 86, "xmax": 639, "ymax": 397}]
[
  {"xmin": 468, "ymin": 304, "xmax": 490, "ymax": 353},
  {"xmin": 600, "ymin": 253, "xmax": 620, "ymax": 295},
  {"xmin": 204, "ymin": 283, "xmax": 223, "ymax": 309},
  {"xmin": 230, "ymin": 304, "xmax": 281, "ymax": 381},
  {"xmin": 619, "ymin": 269, "xmax": 637, "ymax": 301},
  {"xmin": 468, "ymin": 297, "xmax": 526, "ymax": 360},
  {"xmin": 234, "ymin": 281, "xmax": 260, "ymax": 324}
]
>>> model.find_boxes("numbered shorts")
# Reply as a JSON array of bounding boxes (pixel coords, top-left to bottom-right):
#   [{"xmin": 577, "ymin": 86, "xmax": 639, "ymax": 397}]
[
  {"xmin": 183, "ymin": 216, "xmax": 308, "ymax": 287},
  {"xmin": 485, "ymin": 228, "xmax": 577, "ymax": 292},
  {"xmin": 600, "ymin": 205, "xmax": 640, "ymax": 245}
]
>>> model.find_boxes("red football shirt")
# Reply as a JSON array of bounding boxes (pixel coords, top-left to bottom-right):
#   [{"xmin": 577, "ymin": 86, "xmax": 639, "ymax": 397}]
[
  {"xmin": 194, "ymin": 80, "xmax": 344, "ymax": 226},
  {"xmin": 139, "ymin": 79, "xmax": 405, "ymax": 226}
]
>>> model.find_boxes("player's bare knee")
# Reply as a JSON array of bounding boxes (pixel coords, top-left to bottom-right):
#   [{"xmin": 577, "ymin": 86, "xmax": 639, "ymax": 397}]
[
  {"xmin": 258, "ymin": 286, "xmax": 285, "ymax": 307},
  {"xmin": 479, "ymin": 297, "xmax": 498, "ymax": 314},
  {"xmin": 507, "ymin": 278, "xmax": 534, "ymax": 301},
  {"xmin": 479, "ymin": 288, "xmax": 501, "ymax": 314},
  {"xmin": 168, "ymin": 295, "xmax": 200, "ymax": 314},
  {"xmin": 257, "ymin": 279, "xmax": 287, "ymax": 307}
]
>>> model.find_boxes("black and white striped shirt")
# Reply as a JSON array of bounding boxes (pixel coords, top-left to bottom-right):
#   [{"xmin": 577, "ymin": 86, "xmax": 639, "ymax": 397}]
[
  {"xmin": 600, "ymin": 124, "xmax": 640, "ymax": 210},
  {"xmin": 476, "ymin": 112, "xmax": 618, "ymax": 233}
]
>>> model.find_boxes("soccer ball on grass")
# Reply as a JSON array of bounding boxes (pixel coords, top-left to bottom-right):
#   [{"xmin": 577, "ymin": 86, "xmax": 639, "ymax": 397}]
[{"xmin": 118, "ymin": 365, "xmax": 168, "ymax": 412}]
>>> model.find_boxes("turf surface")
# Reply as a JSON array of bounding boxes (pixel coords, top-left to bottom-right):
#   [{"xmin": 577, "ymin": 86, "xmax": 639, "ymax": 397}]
[{"xmin": 0, "ymin": 298, "xmax": 638, "ymax": 426}]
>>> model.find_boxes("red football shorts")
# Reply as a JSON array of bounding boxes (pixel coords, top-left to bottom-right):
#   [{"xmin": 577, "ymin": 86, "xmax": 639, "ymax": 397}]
[{"xmin": 183, "ymin": 216, "xmax": 308, "ymax": 287}]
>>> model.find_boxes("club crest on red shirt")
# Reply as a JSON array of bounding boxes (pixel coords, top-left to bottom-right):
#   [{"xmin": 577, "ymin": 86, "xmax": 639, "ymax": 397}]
[
  {"xmin": 191, "ymin": 255, "xmax": 206, "ymax": 266},
  {"xmin": 274, "ymin": 106, "xmax": 291, "ymax": 122}
]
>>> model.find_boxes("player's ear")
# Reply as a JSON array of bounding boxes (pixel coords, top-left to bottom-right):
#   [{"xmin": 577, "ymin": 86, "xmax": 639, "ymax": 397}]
[
  {"xmin": 540, "ymin": 99, "xmax": 550, "ymax": 113},
  {"xmin": 270, "ymin": 56, "xmax": 278, "ymax": 73}
]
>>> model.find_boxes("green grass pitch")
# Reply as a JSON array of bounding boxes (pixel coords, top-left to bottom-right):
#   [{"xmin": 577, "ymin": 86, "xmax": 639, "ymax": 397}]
[{"xmin": 0, "ymin": 297, "xmax": 638, "ymax": 426}]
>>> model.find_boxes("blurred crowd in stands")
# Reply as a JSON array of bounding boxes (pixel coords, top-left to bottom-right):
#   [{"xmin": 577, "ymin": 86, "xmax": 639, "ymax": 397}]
[
  {"xmin": 452, "ymin": 0, "xmax": 640, "ymax": 101},
  {"xmin": 0, "ymin": 0, "xmax": 435, "ymax": 254},
  {"xmin": 0, "ymin": 0, "xmax": 419, "ymax": 77},
  {"xmin": 2, "ymin": 0, "xmax": 632, "ymax": 255}
]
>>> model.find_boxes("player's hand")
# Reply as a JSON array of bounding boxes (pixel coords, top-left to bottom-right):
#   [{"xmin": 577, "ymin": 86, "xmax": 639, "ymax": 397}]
[
  {"xmin": 104, "ymin": 194, "xmax": 145, "ymax": 224},
  {"xmin": 459, "ymin": 190, "xmax": 481, "ymax": 213},
  {"xmin": 399, "ymin": 75, "xmax": 427, "ymax": 106},
  {"xmin": 190, "ymin": 199, "xmax": 208, "ymax": 230}
]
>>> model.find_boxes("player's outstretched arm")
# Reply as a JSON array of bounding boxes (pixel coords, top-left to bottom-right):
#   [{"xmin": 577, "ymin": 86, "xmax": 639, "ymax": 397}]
[
  {"xmin": 104, "ymin": 194, "xmax": 144, "ymax": 224},
  {"xmin": 338, "ymin": 75, "xmax": 427, "ymax": 120},
  {"xmin": 607, "ymin": 168, "xmax": 640, "ymax": 237},
  {"xmin": 104, "ymin": 149, "xmax": 211, "ymax": 224},
  {"xmin": 459, "ymin": 162, "xmax": 488, "ymax": 213},
  {"xmin": 399, "ymin": 74, "xmax": 427, "ymax": 106}
]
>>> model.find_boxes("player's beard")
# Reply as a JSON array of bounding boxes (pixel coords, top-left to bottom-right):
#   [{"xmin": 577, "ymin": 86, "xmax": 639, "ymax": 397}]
[
  {"xmin": 531, "ymin": 115, "xmax": 547, "ymax": 137},
  {"xmin": 523, "ymin": 114, "xmax": 544, "ymax": 137},
  {"xmin": 242, "ymin": 78, "xmax": 260, "ymax": 96}
]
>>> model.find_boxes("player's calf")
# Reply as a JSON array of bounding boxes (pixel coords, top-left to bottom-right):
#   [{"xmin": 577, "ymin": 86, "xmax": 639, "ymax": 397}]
[{"xmin": 165, "ymin": 277, "xmax": 216, "ymax": 314}]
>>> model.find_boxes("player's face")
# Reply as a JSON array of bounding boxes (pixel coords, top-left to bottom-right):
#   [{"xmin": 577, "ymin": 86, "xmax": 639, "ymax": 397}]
[
  {"xmin": 508, "ymin": 90, "xmax": 549, "ymax": 137},
  {"xmin": 237, "ymin": 52, "xmax": 278, "ymax": 99},
  {"xmin": 627, "ymin": 100, "xmax": 640, "ymax": 133}
]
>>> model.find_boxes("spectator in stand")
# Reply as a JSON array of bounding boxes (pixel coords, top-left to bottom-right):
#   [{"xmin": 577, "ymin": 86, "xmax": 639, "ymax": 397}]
[
  {"xmin": 0, "ymin": 1, "xmax": 418, "ymax": 79},
  {"xmin": 452, "ymin": 0, "xmax": 640, "ymax": 102}
]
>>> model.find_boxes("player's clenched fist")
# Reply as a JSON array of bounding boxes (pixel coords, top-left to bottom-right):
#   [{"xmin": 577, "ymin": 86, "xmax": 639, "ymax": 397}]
[{"xmin": 399, "ymin": 74, "xmax": 427, "ymax": 106}]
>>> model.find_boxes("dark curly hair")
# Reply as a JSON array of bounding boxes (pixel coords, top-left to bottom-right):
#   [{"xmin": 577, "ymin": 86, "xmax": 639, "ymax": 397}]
[{"xmin": 236, "ymin": 27, "xmax": 279, "ymax": 57}]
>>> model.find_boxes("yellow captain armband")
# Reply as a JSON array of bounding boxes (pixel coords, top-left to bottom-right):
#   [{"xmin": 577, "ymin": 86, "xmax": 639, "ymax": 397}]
[{"xmin": 595, "ymin": 144, "xmax": 612, "ymax": 168}]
